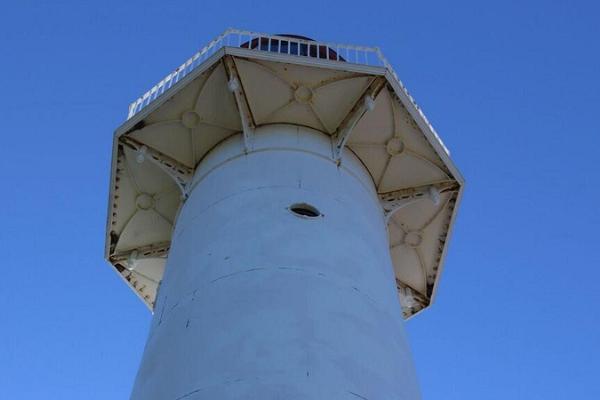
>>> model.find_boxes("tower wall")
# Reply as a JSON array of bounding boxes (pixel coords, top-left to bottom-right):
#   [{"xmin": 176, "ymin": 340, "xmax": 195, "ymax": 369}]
[{"xmin": 130, "ymin": 124, "xmax": 420, "ymax": 399}]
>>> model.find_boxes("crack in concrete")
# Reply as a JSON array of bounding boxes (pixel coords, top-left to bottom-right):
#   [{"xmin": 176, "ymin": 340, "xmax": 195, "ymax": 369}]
[{"xmin": 348, "ymin": 391, "xmax": 369, "ymax": 400}]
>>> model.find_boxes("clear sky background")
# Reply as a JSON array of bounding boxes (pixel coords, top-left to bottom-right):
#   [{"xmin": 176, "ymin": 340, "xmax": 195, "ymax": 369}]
[{"xmin": 1, "ymin": 1, "xmax": 599, "ymax": 399}]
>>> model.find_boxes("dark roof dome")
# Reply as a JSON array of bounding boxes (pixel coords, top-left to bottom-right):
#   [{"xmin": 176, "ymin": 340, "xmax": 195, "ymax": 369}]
[{"xmin": 240, "ymin": 34, "xmax": 345, "ymax": 61}]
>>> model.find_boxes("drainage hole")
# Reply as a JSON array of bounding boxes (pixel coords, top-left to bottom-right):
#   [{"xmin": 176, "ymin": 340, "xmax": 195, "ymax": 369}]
[{"xmin": 289, "ymin": 203, "xmax": 321, "ymax": 218}]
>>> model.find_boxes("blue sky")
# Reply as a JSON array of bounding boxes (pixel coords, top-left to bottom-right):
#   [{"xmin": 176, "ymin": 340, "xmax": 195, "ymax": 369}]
[{"xmin": 1, "ymin": 1, "xmax": 599, "ymax": 398}]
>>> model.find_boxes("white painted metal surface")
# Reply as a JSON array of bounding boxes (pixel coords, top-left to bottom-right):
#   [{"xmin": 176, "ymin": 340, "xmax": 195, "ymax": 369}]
[{"xmin": 130, "ymin": 125, "xmax": 421, "ymax": 399}]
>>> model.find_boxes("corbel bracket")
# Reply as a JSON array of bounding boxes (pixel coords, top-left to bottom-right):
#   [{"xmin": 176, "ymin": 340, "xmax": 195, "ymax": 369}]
[
  {"xmin": 223, "ymin": 56, "xmax": 255, "ymax": 152},
  {"xmin": 397, "ymin": 280, "xmax": 429, "ymax": 318},
  {"xmin": 380, "ymin": 181, "xmax": 459, "ymax": 222},
  {"xmin": 109, "ymin": 241, "xmax": 171, "ymax": 266},
  {"xmin": 119, "ymin": 135, "xmax": 193, "ymax": 198},
  {"xmin": 332, "ymin": 76, "xmax": 387, "ymax": 163}
]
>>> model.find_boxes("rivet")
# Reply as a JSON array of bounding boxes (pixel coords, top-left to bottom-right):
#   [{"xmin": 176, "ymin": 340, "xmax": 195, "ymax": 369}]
[
  {"xmin": 294, "ymin": 86, "xmax": 313, "ymax": 104},
  {"xmin": 181, "ymin": 110, "xmax": 200, "ymax": 128},
  {"xmin": 404, "ymin": 231, "xmax": 422, "ymax": 248},
  {"xmin": 386, "ymin": 137, "xmax": 404, "ymax": 156},
  {"xmin": 135, "ymin": 193, "xmax": 155, "ymax": 210}
]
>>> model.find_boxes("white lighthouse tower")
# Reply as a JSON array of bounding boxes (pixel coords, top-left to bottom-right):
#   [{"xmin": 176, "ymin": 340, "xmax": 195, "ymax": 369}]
[{"xmin": 105, "ymin": 29, "xmax": 463, "ymax": 399}]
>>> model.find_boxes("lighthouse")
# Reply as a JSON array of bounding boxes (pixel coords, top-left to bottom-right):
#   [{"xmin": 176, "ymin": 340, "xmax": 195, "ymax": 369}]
[{"xmin": 105, "ymin": 29, "xmax": 464, "ymax": 399}]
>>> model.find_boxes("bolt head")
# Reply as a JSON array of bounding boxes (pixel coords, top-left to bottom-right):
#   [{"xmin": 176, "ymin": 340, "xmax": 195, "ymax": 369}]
[
  {"xmin": 181, "ymin": 110, "xmax": 200, "ymax": 128},
  {"xmin": 386, "ymin": 137, "xmax": 404, "ymax": 156},
  {"xmin": 404, "ymin": 231, "xmax": 422, "ymax": 248},
  {"xmin": 294, "ymin": 86, "xmax": 313, "ymax": 104},
  {"xmin": 135, "ymin": 193, "xmax": 155, "ymax": 210}
]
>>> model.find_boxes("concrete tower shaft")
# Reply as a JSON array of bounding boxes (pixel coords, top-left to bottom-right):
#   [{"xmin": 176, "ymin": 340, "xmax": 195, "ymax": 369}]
[{"xmin": 131, "ymin": 125, "xmax": 421, "ymax": 399}]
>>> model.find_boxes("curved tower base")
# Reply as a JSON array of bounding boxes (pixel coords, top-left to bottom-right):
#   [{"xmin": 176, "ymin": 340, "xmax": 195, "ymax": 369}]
[{"xmin": 130, "ymin": 124, "xmax": 421, "ymax": 399}]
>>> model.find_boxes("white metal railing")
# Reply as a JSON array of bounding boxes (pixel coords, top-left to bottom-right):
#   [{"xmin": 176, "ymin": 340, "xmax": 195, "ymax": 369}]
[
  {"xmin": 126, "ymin": 28, "xmax": 449, "ymax": 155},
  {"xmin": 127, "ymin": 29, "xmax": 387, "ymax": 119}
]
